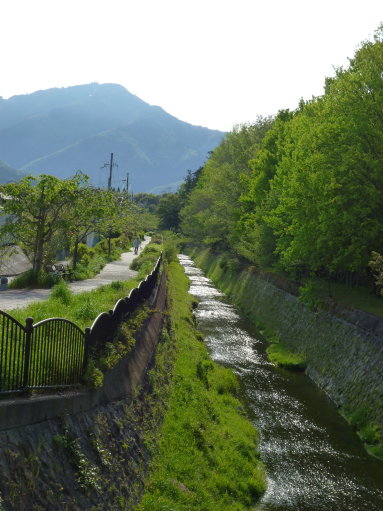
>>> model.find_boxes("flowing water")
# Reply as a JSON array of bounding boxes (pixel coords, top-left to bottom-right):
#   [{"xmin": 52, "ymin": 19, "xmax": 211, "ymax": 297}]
[{"xmin": 178, "ymin": 254, "xmax": 383, "ymax": 511}]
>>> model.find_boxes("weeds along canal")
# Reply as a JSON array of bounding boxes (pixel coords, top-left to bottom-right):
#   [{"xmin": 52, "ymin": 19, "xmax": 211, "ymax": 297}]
[{"xmin": 178, "ymin": 254, "xmax": 383, "ymax": 511}]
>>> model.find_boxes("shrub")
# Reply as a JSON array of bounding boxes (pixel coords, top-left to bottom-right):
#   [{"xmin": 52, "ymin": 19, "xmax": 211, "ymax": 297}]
[
  {"xmin": 75, "ymin": 243, "xmax": 95, "ymax": 264},
  {"xmin": 130, "ymin": 243, "xmax": 161, "ymax": 273},
  {"xmin": 138, "ymin": 260, "xmax": 155, "ymax": 280},
  {"xmin": 9, "ymin": 269, "xmax": 57, "ymax": 289},
  {"xmin": 51, "ymin": 280, "xmax": 73, "ymax": 305},
  {"xmin": 110, "ymin": 280, "xmax": 124, "ymax": 290},
  {"xmin": 298, "ymin": 280, "xmax": 324, "ymax": 311},
  {"xmin": 82, "ymin": 358, "xmax": 104, "ymax": 388}
]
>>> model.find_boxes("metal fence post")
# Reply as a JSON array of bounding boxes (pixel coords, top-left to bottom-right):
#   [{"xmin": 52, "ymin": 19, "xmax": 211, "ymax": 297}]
[
  {"xmin": 23, "ymin": 317, "xmax": 34, "ymax": 389},
  {"xmin": 83, "ymin": 327, "xmax": 91, "ymax": 372}
]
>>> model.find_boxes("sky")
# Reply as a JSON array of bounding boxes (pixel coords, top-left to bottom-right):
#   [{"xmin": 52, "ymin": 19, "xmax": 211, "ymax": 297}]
[{"xmin": 1, "ymin": 0, "xmax": 383, "ymax": 132}]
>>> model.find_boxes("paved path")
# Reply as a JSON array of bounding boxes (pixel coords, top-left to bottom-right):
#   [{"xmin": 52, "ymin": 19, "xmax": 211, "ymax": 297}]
[
  {"xmin": 0, "ymin": 237, "xmax": 150, "ymax": 312},
  {"xmin": 0, "ymin": 245, "xmax": 31, "ymax": 276}
]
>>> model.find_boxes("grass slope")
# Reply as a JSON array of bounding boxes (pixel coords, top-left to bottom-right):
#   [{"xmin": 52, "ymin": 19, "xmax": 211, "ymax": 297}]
[{"xmin": 137, "ymin": 261, "xmax": 266, "ymax": 510}]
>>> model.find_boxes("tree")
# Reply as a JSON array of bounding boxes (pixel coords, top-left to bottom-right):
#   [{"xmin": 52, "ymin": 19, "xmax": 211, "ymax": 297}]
[
  {"xmin": 263, "ymin": 29, "xmax": 383, "ymax": 276},
  {"xmin": 0, "ymin": 173, "xmax": 86, "ymax": 273},
  {"xmin": 96, "ymin": 190, "xmax": 140, "ymax": 257},
  {"xmin": 67, "ymin": 185, "xmax": 116, "ymax": 268},
  {"xmin": 180, "ymin": 120, "xmax": 273, "ymax": 249},
  {"xmin": 156, "ymin": 194, "xmax": 183, "ymax": 230},
  {"xmin": 239, "ymin": 110, "xmax": 293, "ymax": 265}
]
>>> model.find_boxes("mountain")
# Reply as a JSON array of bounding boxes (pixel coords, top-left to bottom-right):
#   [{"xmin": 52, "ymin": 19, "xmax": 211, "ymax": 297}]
[
  {"xmin": 0, "ymin": 83, "xmax": 225, "ymax": 191},
  {"xmin": 0, "ymin": 160, "xmax": 26, "ymax": 183}
]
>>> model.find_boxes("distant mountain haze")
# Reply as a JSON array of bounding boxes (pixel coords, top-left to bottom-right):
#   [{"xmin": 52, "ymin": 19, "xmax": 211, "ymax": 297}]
[
  {"xmin": 0, "ymin": 160, "xmax": 25, "ymax": 183},
  {"xmin": 0, "ymin": 83, "xmax": 225, "ymax": 192}
]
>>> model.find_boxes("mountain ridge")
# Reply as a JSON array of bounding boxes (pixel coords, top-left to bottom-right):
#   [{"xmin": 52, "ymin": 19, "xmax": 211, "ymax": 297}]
[{"xmin": 0, "ymin": 83, "xmax": 225, "ymax": 191}]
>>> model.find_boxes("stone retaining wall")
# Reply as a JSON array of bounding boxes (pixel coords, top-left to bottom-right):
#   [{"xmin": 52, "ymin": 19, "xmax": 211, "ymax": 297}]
[{"xmin": 0, "ymin": 270, "xmax": 167, "ymax": 510}]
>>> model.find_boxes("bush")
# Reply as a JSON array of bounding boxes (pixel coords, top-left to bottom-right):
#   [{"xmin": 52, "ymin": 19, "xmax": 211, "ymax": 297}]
[
  {"xmin": 162, "ymin": 231, "xmax": 183, "ymax": 263},
  {"xmin": 298, "ymin": 280, "xmax": 324, "ymax": 311},
  {"xmin": 130, "ymin": 243, "xmax": 162, "ymax": 272},
  {"xmin": 138, "ymin": 260, "xmax": 155, "ymax": 280},
  {"xmin": 75, "ymin": 243, "xmax": 95, "ymax": 265},
  {"xmin": 9, "ymin": 269, "xmax": 57, "ymax": 289},
  {"xmin": 74, "ymin": 254, "xmax": 106, "ymax": 280},
  {"xmin": 82, "ymin": 358, "xmax": 104, "ymax": 388},
  {"xmin": 51, "ymin": 280, "xmax": 73, "ymax": 305}
]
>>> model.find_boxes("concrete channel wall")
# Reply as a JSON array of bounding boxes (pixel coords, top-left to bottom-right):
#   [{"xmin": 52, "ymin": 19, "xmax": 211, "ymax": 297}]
[
  {"xmin": 191, "ymin": 248, "xmax": 383, "ymax": 430},
  {"xmin": 0, "ymin": 269, "xmax": 168, "ymax": 510}
]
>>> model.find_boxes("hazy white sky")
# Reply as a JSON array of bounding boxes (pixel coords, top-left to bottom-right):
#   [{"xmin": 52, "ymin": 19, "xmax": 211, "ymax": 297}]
[{"xmin": 1, "ymin": 0, "xmax": 382, "ymax": 131}]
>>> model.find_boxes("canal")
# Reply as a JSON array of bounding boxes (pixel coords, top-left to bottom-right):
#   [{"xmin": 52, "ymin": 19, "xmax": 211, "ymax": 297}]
[{"xmin": 178, "ymin": 254, "xmax": 383, "ymax": 511}]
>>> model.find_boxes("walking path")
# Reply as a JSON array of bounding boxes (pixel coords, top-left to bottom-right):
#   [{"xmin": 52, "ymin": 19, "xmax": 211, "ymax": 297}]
[{"xmin": 0, "ymin": 237, "xmax": 150, "ymax": 311}]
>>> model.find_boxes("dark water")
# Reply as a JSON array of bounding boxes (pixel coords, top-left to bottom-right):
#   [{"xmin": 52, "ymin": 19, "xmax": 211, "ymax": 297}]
[{"xmin": 178, "ymin": 255, "xmax": 383, "ymax": 511}]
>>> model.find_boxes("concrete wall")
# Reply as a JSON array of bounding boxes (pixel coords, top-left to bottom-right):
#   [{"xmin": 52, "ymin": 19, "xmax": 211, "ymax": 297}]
[
  {"xmin": 0, "ymin": 270, "xmax": 167, "ymax": 510},
  {"xmin": 190, "ymin": 249, "xmax": 383, "ymax": 431}
]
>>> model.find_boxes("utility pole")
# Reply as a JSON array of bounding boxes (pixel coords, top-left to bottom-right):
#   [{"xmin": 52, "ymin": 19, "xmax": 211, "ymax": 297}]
[
  {"xmin": 122, "ymin": 172, "xmax": 129, "ymax": 193},
  {"xmin": 100, "ymin": 153, "xmax": 118, "ymax": 190}
]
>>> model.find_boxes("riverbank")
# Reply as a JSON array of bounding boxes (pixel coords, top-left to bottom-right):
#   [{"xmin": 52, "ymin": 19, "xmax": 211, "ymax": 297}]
[
  {"xmin": 187, "ymin": 246, "xmax": 383, "ymax": 460},
  {"xmin": 137, "ymin": 259, "xmax": 266, "ymax": 510}
]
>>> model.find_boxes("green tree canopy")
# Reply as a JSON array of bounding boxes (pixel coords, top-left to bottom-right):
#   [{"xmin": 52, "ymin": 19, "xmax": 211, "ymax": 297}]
[{"xmin": 0, "ymin": 173, "xmax": 86, "ymax": 272}]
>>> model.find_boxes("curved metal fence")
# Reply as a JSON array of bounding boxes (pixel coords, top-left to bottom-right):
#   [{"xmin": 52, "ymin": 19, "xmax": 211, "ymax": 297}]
[
  {"xmin": 28, "ymin": 318, "xmax": 85, "ymax": 388},
  {"xmin": 0, "ymin": 312, "xmax": 29, "ymax": 393},
  {"xmin": 0, "ymin": 254, "xmax": 162, "ymax": 395}
]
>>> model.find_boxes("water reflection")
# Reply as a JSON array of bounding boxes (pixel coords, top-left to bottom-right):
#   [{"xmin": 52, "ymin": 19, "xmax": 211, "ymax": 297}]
[{"xmin": 178, "ymin": 255, "xmax": 383, "ymax": 511}]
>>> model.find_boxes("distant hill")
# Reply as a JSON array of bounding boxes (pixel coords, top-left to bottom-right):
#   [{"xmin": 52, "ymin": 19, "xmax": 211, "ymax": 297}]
[
  {"xmin": 0, "ymin": 160, "xmax": 26, "ymax": 184},
  {"xmin": 0, "ymin": 83, "xmax": 225, "ymax": 191}
]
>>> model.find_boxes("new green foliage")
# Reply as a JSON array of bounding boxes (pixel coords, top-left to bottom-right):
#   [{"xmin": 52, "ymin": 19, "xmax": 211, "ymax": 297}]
[
  {"xmin": 0, "ymin": 173, "xmax": 86, "ymax": 273},
  {"xmin": 181, "ymin": 121, "xmax": 273, "ymax": 249},
  {"xmin": 179, "ymin": 26, "xmax": 383, "ymax": 283}
]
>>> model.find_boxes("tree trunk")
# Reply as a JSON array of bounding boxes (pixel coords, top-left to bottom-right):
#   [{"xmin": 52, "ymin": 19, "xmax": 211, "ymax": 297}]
[
  {"xmin": 73, "ymin": 239, "xmax": 79, "ymax": 269},
  {"xmin": 33, "ymin": 232, "xmax": 44, "ymax": 273}
]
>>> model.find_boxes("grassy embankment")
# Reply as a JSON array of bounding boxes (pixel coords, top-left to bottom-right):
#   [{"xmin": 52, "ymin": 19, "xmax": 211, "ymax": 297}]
[{"xmin": 137, "ymin": 259, "xmax": 266, "ymax": 511}]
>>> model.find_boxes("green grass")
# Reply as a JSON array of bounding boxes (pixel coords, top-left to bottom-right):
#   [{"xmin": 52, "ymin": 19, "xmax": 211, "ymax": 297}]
[
  {"xmin": 341, "ymin": 405, "xmax": 383, "ymax": 461},
  {"xmin": 309, "ymin": 279, "xmax": 383, "ymax": 318},
  {"xmin": 137, "ymin": 261, "xmax": 266, "ymax": 511},
  {"xmin": 8, "ymin": 278, "xmax": 141, "ymax": 331},
  {"xmin": 266, "ymin": 340, "xmax": 306, "ymax": 371}
]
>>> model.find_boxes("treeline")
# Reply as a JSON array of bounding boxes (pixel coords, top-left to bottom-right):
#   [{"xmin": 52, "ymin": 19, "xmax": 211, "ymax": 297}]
[{"xmin": 164, "ymin": 27, "xmax": 383, "ymax": 285}]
